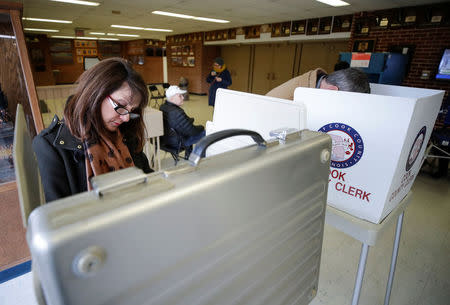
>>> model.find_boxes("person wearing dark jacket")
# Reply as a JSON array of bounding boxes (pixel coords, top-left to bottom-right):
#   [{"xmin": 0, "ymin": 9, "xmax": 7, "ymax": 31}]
[
  {"xmin": 32, "ymin": 58, "xmax": 152, "ymax": 202},
  {"xmin": 206, "ymin": 57, "xmax": 232, "ymax": 107},
  {"xmin": 160, "ymin": 85, "xmax": 205, "ymax": 148}
]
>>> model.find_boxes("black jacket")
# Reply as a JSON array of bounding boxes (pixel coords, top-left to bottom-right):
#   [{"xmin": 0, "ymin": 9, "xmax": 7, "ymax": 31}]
[
  {"xmin": 32, "ymin": 116, "xmax": 152, "ymax": 202},
  {"xmin": 159, "ymin": 101, "xmax": 204, "ymax": 147}
]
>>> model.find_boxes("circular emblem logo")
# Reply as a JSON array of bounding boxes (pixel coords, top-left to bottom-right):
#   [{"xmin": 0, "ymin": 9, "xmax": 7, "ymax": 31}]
[
  {"xmin": 406, "ymin": 126, "xmax": 426, "ymax": 172},
  {"xmin": 319, "ymin": 123, "xmax": 364, "ymax": 168}
]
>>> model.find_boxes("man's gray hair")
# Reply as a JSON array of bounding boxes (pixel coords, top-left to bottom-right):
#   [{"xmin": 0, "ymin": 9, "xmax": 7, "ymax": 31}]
[{"xmin": 325, "ymin": 68, "xmax": 371, "ymax": 93}]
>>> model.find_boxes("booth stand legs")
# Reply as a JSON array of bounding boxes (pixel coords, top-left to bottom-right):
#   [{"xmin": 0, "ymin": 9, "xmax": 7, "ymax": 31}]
[{"xmin": 325, "ymin": 193, "xmax": 412, "ymax": 305}]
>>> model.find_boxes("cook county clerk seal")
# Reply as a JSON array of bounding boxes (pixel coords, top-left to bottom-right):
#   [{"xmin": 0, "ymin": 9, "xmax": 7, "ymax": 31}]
[
  {"xmin": 319, "ymin": 122, "xmax": 364, "ymax": 168},
  {"xmin": 406, "ymin": 126, "xmax": 426, "ymax": 172}
]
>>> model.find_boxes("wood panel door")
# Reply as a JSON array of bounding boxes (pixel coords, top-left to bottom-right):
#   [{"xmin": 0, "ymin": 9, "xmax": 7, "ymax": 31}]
[
  {"xmin": 252, "ymin": 43, "xmax": 297, "ymax": 95},
  {"xmin": 251, "ymin": 44, "xmax": 274, "ymax": 95},
  {"xmin": 299, "ymin": 41, "xmax": 349, "ymax": 74},
  {"xmin": 270, "ymin": 43, "xmax": 297, "ymax": 89},
  {"xmin": 221, "ymin": 45, "xmax": 252, "ymax": 92}
]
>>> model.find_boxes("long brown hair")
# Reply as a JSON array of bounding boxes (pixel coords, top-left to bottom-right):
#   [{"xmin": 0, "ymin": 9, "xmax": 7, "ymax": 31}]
[{"xmin": 64, "ymin": 57, "xmax": 148, "ymax": 152}]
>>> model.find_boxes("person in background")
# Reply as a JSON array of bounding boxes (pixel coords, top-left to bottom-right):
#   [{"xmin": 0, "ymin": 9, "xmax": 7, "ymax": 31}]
[
  {"xmin": 32, "ymin": 57, "xmax": 152, "ymax": 202},
  {"xmin": 334, "ymin": 60, "xmax": 350, "ymax": 71},
  {"xmin": 265, "ymin": 67, "xmax": 370, "ymax": 100},
  {"xmin": 206, "ymin": 57, "xmax": 232, "ymax": 107},
  {"xmin": 160, "ymin": 85, "xmax": 205, "ymax": 151}
]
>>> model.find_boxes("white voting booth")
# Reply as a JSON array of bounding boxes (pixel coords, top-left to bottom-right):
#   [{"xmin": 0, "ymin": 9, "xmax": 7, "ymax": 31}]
[
  {"xmin": 207, "ymin": 85, "xmax": 444, "ymax": 224},
  {"xmin": 206, "ymin": 90, "xmax": 306, "ymax": 156}
]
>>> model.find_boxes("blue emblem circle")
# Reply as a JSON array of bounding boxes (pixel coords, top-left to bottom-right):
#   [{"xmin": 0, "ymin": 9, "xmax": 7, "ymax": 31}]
[{"xmin": 319, "ymin": 122, "xmax": 364, "ymax": 168}]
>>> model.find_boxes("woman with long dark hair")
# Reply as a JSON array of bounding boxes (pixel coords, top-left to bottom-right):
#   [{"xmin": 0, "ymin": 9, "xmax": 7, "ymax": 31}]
[{"xmin": 33, "ymin": 57, "xmax": 152, "ymax": 202}]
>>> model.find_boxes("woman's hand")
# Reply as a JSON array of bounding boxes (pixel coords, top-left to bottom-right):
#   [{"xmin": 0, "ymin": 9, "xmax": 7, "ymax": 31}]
[{"xmin": 216, "ymin": 77, "xmax": 222, "ymax": 82}]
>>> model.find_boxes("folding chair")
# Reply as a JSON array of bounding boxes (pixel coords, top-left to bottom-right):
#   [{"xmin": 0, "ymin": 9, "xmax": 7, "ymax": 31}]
[
  {"xmin": 148, "ymin": 84, "xmax": 165, "ymax": 108},
  {"xmin": 160, "ymin": 128, "xmax": 192, "ymax": 166}
]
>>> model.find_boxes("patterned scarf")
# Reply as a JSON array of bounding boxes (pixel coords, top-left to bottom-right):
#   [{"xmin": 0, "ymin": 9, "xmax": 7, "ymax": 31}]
[
  {"xmin": 213, "ymin": 64, "xmax": 226, "ymax": 73},
  {"xmin": 84, "ymin": 131, "xmax": 134, "ymax": 191}
]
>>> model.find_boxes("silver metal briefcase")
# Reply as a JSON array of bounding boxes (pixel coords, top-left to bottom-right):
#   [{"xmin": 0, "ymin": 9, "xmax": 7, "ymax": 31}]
[{"xmin": 27, "ymin": 129, "xmax": 331, "ymax": 305}]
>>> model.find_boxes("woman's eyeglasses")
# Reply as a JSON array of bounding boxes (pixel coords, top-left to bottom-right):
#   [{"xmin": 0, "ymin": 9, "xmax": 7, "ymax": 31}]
[{"xmin": 108, "ymin": 96, "xmax": 140, "ymax": 119}]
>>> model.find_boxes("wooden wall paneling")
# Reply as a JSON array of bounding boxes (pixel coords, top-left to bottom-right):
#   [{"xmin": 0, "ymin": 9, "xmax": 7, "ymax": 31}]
[
  {"xmin": 26, "ymin": 35, "xmax": 56, "ymax": 86},
  {"xmin": 221, "ymin": 45, "xmax": 252, "ymax": 92},
  {"xmin": 201, "ymin": 45, "xmax": 221, "ymax": 94},
  {"xmin": 252, "ymin": 44, "xmax": 274, "ymax": 94},
  {"xmin": 252, "ymin": 43, "xmax": 297, "ymax": 94},
  {"xmin": 166, "ymin": 38, "xmax": 218, "ymax": 94},
  {"xmin": 132, "ymin": 57, "xmax": 164, "ymax": 84},
  {"xmin": 299, "ymin": 41, "xmax": 349, "ymax": 74},
  {"xmin": 10, "ymin": 9, "xmax": 43, "ymax": 134},
  {"xmin": 270, "ymin": 43, "xmax": 297, "ymax": 89},
  {"xmin": 294, "ymin": 42, "xmax": 303, "ymax": 76}
]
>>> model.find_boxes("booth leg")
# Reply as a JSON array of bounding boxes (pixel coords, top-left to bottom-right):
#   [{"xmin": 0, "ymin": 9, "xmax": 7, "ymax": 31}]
[
  {"xmin": 384, "ymin": 211, "xmax": 404, "ymax": 305},
  {"xmin": 352, "ymin": 243, "xmax": 369, "ymax": 305}
]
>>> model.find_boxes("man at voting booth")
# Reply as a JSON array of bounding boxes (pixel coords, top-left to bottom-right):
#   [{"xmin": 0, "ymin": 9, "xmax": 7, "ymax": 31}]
[
  {"xmin": 266, "ymin": 67, "xmax": 370, "ymax": 100},
  {"xmin": 160, "ymin": 85, "xmax": 205, "ymax": 150}
]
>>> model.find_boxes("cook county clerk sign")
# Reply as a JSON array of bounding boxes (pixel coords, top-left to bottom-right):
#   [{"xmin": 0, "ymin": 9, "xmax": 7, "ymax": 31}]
[
  {"xmin": 319, "ymin": 123, "xmax": 364, "ymax": 169},
  {"xmin": 294, "ymin": 84, "xmax": 443, "ymax": 224},
  {"xmin": 319, "ymin": 122, "xmax": 371, "ymax": 204}
]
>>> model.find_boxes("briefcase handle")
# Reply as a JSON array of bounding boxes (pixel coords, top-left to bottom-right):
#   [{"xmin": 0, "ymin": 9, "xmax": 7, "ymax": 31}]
[{"xmin": 188, "ymin": 129, "xmax": 266, "ymax": 166}]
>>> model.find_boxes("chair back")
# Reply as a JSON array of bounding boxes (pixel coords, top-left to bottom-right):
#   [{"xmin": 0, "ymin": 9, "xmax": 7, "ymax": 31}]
[{"xmin": 13, "ymin": 104, "xmax": 45, "ymax": 227}]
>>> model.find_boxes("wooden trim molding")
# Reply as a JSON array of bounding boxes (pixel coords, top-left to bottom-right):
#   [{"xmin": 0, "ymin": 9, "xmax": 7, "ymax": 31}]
[{"xmin": 10, "ymin": 9, "xmax": 44, "ymax": 133}]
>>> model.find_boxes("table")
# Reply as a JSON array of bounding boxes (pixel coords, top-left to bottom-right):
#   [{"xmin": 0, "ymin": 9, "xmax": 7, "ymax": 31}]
[{"xmin": 325, "ymin": 193, "xmax": 412, "ymax": 305}]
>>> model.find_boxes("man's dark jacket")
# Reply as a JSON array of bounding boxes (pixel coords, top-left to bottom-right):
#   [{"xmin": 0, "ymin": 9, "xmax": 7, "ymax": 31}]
[
  {"xmin": 32, "ymin": 116, "xmax": 152, "ymax": 202},
  {"xmin": 159, "ymin": 101, "xmax": 204, "ymax": 147}
]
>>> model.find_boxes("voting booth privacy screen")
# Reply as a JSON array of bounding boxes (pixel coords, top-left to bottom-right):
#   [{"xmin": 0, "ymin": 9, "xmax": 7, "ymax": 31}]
[
  {"xmin": 206, "ymin": 89, "xmax": 307, "ymax": 156},
  {"xmin": 208, "ymin": 86, "xmax": 443, "ymax": 224},
  {"xmin": 295, "ymin": 84, "xmax": 443, "ymax": 223}
]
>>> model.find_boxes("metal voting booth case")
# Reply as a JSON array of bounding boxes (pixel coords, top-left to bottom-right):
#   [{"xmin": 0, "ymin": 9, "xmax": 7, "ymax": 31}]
[{"xmin": 27, "ymin": 129, "xmax": 332, "ymax": 305}]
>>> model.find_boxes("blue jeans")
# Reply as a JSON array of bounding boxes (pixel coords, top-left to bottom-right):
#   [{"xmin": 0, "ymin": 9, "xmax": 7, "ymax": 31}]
[{"xmin": 184, "ymin": 131, "xmax": 206, "ymax": 147}]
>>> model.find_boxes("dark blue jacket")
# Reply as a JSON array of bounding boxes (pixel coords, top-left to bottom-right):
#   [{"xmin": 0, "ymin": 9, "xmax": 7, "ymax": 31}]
[{"xmin": 206, "ymin": 68, "xmax": 232, "ymax": 106}]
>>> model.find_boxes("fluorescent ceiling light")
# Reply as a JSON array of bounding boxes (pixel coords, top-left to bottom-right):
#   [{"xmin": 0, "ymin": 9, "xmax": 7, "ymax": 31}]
[
  {"xmin": 143, "ymin": 28, "xmax": 173, "ymax": 32},
  {"xmin": 106, "ymin": 33, "xmax": 139, "ymax": 37},
  {"xmin": 0, "ymin": 34, "xmax": 15, "ymax": 39},
  {"xmin": 90, "ymin": 32, "xmax": 105, "ymax": 35},
  {"xmin": 111, "ymin": 24, "xmax": 144, "ymax": 30},
  {"xmin": 193, "ymin": 17, "xmax": 229, "ymax": 23},
  {"xmin": 51, "ymin": 35, "xmax": 75, "ymax": 39},
  {"xmin": 22, "ymin": 17, "xmax": 72, "ymax": 23},
  {"xmin": 77, "ymin": 36, "xmax": 98, "ymax": 40},
  {"xmin": 24, "ymin": 28, "xmax": 59, "ymax": 32},
  {"xmin": 315, "ymin": 0, "xmax": 350, "ymax": 7},
  {"xmin": 152, "ymin": 10, "xmax": 230, "ymax": 23},
  {"xmin": 111, "ymin": 25, "xmax": 172, "ymax": 32},
  {"xmin": 50, "ymin": 0, "xmax": 100, "ymax": 6},
  {"xmin": 99, "ymin": 38, "xmax": 119, "ymax": 41},
  {"xmin": 152, "ymin": 11, "xmax": 194, "ymax": 19},
  {"xmin": 116, "ymin": 34, "xmax": 140, "ymax": 37}
]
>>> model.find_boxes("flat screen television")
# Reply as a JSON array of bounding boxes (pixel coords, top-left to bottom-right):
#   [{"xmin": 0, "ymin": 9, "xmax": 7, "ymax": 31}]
[{"xmin": 436, "ymin": 48, "xmax": 450, "ymax": 80}]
